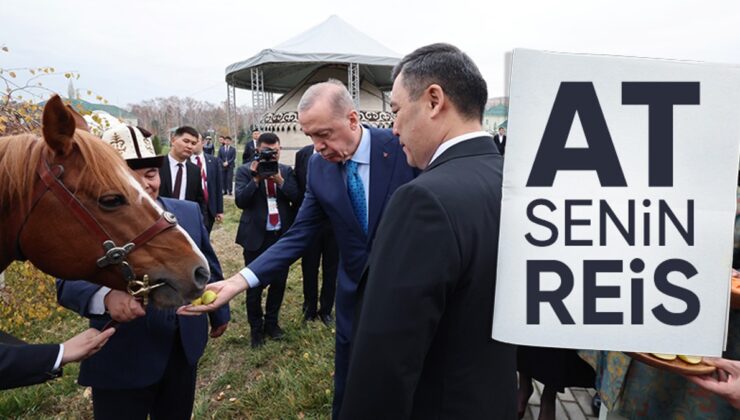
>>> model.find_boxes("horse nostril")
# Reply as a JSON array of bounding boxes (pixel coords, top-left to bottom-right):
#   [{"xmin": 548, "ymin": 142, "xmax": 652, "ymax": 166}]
[{"xmin": 194, "ymin": 266, "xmax": 210, "ymax": 288}]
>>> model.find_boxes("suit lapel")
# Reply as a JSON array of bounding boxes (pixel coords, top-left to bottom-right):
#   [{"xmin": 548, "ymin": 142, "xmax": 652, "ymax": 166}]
[
  {"xmin": 368, "ymin": 131, "xmax": 397, "ymax": 238},
  {"xmin": 160, "ymin": 161, "xmax": 172, "ymax": 196}
]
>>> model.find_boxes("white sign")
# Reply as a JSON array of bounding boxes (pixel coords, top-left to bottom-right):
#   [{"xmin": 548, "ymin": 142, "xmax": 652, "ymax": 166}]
[{"xmin": 492, "ymin": 49, "xmax": 740, "ymax": 356}]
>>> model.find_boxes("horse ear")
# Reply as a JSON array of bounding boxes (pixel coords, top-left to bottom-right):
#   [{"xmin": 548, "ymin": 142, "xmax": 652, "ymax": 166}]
[
  {"xmin": 42, "ymin": 95, "xmax": 75, "ymax": 156},
  {"xmin": 66, "ymin": 104, "xmax": 90, "ymax": 132}
]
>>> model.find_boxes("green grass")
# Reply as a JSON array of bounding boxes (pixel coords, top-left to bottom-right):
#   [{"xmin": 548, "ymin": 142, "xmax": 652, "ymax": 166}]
[{"xmin": 0, "ymin": 198, "xmax": 335, "ymax": 419}]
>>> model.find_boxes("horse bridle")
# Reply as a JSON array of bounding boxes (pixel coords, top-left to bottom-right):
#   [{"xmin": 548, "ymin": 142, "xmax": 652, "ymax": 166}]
[{"xmin": 13, "ymin": 157, "xmax": 178, "ymax": 296}]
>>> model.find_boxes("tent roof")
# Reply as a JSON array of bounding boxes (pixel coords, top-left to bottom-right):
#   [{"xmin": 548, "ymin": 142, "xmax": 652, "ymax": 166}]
[{"xmin": 225, "ymin": 15, "xmax": 400, "ymax": 92}]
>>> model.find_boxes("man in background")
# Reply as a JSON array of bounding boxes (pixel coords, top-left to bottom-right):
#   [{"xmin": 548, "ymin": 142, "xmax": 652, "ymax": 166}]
[
  {"xmin": 219, "ymin": 136, "xmax": 236, "ymax": 195},
  {"xmin": 493, "ymin": 126, "xmax": 507, "ymax": 155},
  {"xmin": 159, "ymin": 125, "xmax": 206, "ymax": 217},
  {"xmin": 203, "ymin": 135, "xmax": 215, "ymax": 155},
  {"xmin": 191, "ymin": 133, "xmax": 223, "ymax": 233},
  {"xmin": 234, "ymin": 132, "xmax": 300, "ymax": 348},
  {"xmin": 242, "ymin": 129, "xmax": 260, "ymax": 165}
]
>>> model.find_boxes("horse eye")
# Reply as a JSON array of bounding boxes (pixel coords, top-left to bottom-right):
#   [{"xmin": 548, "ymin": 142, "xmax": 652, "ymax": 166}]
[{"xmin": 98, "ymin": 194, "xmax": 127, "ymax": 210}]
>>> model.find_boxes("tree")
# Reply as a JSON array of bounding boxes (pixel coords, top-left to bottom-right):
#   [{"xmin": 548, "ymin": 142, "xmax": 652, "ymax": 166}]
[
  {"xmin": 0, "ymin": 44, "xmax": 106, "ymax": 135},
  {"xmin": 128, "ymin": 96, "xmax": 255, "ymax": 139}
]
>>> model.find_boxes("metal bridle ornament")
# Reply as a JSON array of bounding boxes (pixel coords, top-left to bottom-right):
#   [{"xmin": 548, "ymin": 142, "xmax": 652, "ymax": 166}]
[
  {"xmin": 126, "ymin": 274, "xmax": 165, "ymax": 306},
  {"xmin": 13, "ymin": 158, "xmax": 179, "ymax": 297}
]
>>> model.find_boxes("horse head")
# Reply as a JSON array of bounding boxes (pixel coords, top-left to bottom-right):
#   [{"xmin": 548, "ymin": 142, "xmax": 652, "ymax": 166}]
[{"xmin": 1, "ymin": 95, "xmax": 209, "ymax": 307}]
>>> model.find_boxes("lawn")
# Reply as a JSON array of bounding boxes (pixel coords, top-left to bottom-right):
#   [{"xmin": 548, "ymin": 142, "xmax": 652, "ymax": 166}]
[{"xmin": 0, "ymin": 197, "xmax": 335, "ymax": 420}]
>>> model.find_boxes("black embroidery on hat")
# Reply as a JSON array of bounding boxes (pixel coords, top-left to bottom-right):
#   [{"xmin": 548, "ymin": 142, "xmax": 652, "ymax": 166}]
[
  {"xmin": 127, "ymin": 125, "xmax": 143, "ymax": 158},
  {"xmin": 110, "ymin": 132, "xmax": 126, "ymax": 154}
]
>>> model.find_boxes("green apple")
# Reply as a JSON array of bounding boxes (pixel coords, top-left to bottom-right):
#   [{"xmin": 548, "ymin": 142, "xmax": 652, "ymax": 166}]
[{"xmin": 202, "ymin": 290, "xmax": 218, "ymax": 305}]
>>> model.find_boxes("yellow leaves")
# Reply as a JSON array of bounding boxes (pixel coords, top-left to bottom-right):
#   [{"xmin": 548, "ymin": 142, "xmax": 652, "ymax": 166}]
[
  {"xmin": 8, "ymin": 71, "xmax": 16, "ymax": 78},
  {"xmin": 29, "ymin": 68, "xmax": 35, "ymax": 75},
  {"xmin": 64, "ymin": 72, "xmax": 71, "ymax": 79},
  {"xmin": 0, "ymin": 262, "xmax": 58, "ymax": 332}
]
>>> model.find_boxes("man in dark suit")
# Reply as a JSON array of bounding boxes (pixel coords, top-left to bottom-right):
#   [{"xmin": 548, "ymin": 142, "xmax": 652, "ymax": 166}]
[
  {"xmin": 294, "ymin": 144, "xmax": 338, "ymax": 324},
  {"xmin": 57, "ymin": 124, "xmax": 230, "ymax": 419},
  {"xmin": 159, "ymin": 126, "xmax": 207, "ymax": 217},
  {"xmin": 219, "ymin": 136, "xmax": 237, "ymax": 195},
  {"xmin": 203, "ymin": 135, "xmax": 215, "ymax": 155},
  {"xmin": 234, "ymin": 132, "xmax": 300, "ymax": 348},
  {"xmin": 191, "ymin": 134, "xmax": 223, "ymax": 233},
  {"xmin": 242, "ymin": 129, "xmax": 260, "ymax": 165},
  {"xmin": 180, "ymin": 81, "xmax": 417, "ymax": 417},
  {"xmin": 0, "ymin": 328, "xmax": 113, "ymax": 390},
  {"xmin": 494, "ymin": 126, "xmax": 507, "ymax": 155},
  {"xmin": 341, "ymin": 43, "xmax": 517, "ymax": 419}
]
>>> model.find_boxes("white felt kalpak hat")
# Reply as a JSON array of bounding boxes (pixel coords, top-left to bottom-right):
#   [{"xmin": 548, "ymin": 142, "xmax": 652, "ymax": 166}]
[{"xmin": 101, "ymin": 125, "xmax": 165, "ymax": 169}]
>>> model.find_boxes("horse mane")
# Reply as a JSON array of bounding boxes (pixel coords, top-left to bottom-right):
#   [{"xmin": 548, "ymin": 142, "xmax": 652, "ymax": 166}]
[{"xmin": 0, "ymin": 130, "xmax": 137, "ymax": 209}]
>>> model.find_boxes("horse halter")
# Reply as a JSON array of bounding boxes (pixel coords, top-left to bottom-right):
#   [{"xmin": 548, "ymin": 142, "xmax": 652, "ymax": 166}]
[{"xmin": 15, "ymin": 157, "xmax": 178, "ymax": 295}]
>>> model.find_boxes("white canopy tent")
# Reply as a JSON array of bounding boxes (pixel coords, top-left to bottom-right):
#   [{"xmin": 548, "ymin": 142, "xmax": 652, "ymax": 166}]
[{"xmin": 224, "ymin": 15, "xmax": 400, "ymax": 144}]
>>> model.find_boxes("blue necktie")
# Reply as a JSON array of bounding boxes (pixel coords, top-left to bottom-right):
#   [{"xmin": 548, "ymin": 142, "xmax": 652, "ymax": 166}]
[{"xmin": 346, "ymin": 160, "xmax": 367, "ymax": 234}]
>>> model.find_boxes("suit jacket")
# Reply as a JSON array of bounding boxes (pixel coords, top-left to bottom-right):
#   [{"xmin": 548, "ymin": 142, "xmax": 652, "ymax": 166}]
[
  {"xmin": 248, "ymin": 126, "xmax": 417, "ymax": 344},
  {"xmin": 294, "ymin": 144, "xmax": 314, "ymax": 207},
  {"xmin": 218, "ymin": 145, "xmax": 236, "ymax": 169},
  {"xmin": 159, "ymin": 158, "xmax": 207, "ymax": 218},
  {"xmin": 341, "ymin": 137, "xmax": 517, "ymax": 419},
  {"xmin": 56, "ymin": 198, "xmax": 230, "ymax": 389},
  {"xmin": 203, "ymin": 142, "xmax": 215, "ymax": 155},
  {"xmin": 234, "ymin": 163, "xmax": 300, "ymax": 251},
  {"xmin": 242, "ymin": 141, "xmax": 257, "ymax": 165},
  {"xmin": 493, "ymin": 133, "xmax": 507, "ymax": 155},
  {"xmin": 196, "ymin": 153, "xmax": 224, "ymax": 217},
  {"xmin": 0, "ymin": 332, "xmax": 61, "ymax": 390}
]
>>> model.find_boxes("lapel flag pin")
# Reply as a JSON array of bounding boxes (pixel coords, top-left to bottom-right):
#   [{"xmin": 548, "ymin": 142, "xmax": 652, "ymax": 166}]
[{"xmin": 383, "ymin": 152, "xmax": 389, "ymax": 158}]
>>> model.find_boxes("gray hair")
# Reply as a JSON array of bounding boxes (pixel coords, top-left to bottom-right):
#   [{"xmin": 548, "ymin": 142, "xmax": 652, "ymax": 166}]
[{"xmin": 297, "ymin": 79, "xmax": 355, "ymax": 118}]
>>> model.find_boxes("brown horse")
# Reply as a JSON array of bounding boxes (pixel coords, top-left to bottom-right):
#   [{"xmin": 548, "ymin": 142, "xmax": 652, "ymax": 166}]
[{"xmin": 0, "ymin": 95, "xmax": 208, "ymax": 307}]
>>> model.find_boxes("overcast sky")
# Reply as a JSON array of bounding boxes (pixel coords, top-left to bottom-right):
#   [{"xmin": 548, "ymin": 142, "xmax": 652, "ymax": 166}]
[{"xmin": 3, "ymin": 0, "xmax": 738, "ymax": 108}]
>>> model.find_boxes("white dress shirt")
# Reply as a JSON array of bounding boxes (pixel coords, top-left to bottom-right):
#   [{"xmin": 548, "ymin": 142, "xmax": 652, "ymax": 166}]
[{"xmin": 428, "ymin": 131, "xmax": 492, "ymax": 166}]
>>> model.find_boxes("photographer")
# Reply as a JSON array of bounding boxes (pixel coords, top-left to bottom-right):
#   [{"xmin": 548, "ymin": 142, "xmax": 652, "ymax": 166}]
[{"xmin": 234, "ymin": 133, "xmax": 300, "ymax": 348}]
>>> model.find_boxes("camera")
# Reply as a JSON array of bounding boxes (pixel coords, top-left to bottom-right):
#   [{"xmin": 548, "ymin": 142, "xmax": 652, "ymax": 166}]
[{"xmin": 252, "ymin": 148, "xmax": 279, "ymax": 177}]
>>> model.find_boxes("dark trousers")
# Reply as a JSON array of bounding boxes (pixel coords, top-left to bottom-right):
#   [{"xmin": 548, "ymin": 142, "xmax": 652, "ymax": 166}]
[
  {"xmin": 301, "ymin": 224, "xmax": 338, "ymax": 317},
  {"xmin": 222, "ymin": 167, "xmax": 234, "ymax": 194},
  {"xmin": 333, "ymin": 334, "xmax": 350, "ymax": 419},
  {"xmin": 332, "ymin": 284, "xmax": 356, "ymax": 419},
  {"xmin": 204, "ymin": 212, "xmax": 215, "ymax": 234},
  {"xmin": 243, "ymin": 231, "xmax": 288, "ymax": 332},
  {"xmin": 91, "ymin": 333, "xmax": 196, "ymax": 420}
]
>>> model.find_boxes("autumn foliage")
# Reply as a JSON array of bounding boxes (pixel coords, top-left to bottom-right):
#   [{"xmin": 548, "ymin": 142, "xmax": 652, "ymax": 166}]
[
  {"xmin": 0, "ymin": 262, "xmax": 63, "ymax": 332},
  {"xmin": 0, "ymin": 45, "xmax": 87, "ymax": 328}
]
